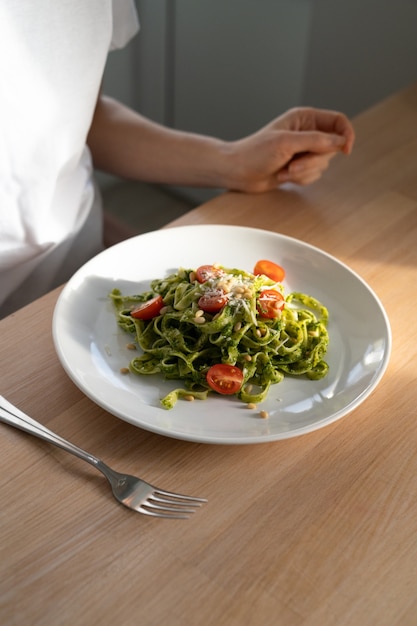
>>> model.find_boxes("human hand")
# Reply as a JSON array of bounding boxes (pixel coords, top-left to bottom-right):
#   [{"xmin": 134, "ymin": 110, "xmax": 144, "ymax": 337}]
[{"xmin": 226, "ymin": 107, "xmax": 355, "ymax": 192}]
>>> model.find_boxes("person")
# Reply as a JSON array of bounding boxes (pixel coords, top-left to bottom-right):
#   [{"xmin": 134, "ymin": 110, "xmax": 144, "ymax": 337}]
[{"xmin": 0, "ymin": 1, "xmax": 355, "ymax": 319}]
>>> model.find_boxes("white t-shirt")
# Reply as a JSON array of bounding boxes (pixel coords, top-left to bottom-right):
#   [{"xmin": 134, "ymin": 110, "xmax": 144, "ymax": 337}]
[{"xmin": 0, "ymin": 0, "xmax": 139, "ymax": 318}]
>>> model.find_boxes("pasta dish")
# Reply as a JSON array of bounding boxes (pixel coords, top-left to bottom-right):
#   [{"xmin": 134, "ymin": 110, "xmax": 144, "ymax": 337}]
[{"xmin": 109, "ymin": 261, "xmax": 329, "ymax": 410}]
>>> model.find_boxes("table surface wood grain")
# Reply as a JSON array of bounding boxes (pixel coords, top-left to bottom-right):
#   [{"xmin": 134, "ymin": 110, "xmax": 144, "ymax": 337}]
[{"xmin": 2, "ymin": 82, "xmax": 417, "ymax": 626}]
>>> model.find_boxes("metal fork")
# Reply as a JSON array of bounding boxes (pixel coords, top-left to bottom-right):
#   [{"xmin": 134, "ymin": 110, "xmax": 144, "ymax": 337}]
[{"xmin": 0, "ymin": 395, "xmax": 206, "ymax": 519}]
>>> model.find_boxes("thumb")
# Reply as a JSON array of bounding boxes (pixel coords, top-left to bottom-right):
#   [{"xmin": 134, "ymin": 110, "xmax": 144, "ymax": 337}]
[{"xmin": 279, "ymin": 130, "xmax": 347, "ymax": 156}]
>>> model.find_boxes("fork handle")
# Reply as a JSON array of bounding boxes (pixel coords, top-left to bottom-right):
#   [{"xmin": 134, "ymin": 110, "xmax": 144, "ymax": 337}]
[{"xmin": 0, "ymin": 395, "xmax": 100, "ymax": 469}]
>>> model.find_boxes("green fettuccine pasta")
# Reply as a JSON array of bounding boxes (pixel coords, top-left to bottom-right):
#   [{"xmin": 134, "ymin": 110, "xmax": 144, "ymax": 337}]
[{"xmin": 109, "ymin": 265, "xmax": 329, "ymax": 409}]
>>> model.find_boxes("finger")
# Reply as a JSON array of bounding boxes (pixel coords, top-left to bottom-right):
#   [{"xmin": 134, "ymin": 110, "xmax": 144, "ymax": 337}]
[
  {"xmin": 288, "ymin": 152, "xmax": 334, "ymax": 175},
  {"xmin": 306, "ymin": 110, "xmax": 355, "ymax": 155},
  {"xmin": 294, "ymin": 170, "xmax": 325, "ymax": 185},
  {"xmin": 277, "ymin": 153, "xmax": 333, "ymax": 185},
  {"xmin": 279, "ymin": 130, "xmax": 347, "ymax": 158},
  {"xmin": 283, "ymin": 108, "xmax": 355, "ymax": 155},
  {"xmin": 277, "ymin": 167, "xmax": 326, "ymax": 186}
]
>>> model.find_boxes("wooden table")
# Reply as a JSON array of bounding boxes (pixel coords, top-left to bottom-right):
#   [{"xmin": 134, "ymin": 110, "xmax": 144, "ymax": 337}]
[{"xmin": 2, "ymin": 83, "xmax": 417, "ymax": 626}]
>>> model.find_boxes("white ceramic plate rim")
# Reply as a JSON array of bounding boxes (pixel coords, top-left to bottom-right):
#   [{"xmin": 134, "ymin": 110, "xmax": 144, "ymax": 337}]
[{"xmin": 52, "ymin": 224, "xmax": 392, "ymax": 444}]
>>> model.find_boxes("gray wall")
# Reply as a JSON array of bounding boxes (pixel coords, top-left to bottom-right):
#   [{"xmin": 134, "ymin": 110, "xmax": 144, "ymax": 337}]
[
  {"xmin": 102, "ymin": 0, "xmax": 417, "ymax": 200},
  {"xmin": 303, "ymin": 0, "xmax": 417, "ymax": 115}
]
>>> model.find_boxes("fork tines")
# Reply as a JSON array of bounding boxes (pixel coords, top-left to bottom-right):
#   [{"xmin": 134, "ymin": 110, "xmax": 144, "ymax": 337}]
[{"xmin": 142, "ymin": 489, "xmax": 207, "ymax": 519}]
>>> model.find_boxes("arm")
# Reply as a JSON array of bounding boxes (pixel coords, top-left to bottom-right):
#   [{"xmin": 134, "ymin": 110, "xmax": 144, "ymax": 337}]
[
  {"xmin": 87, "ymin": 95, "xmax": 232, "ymax": 188},
  {"xmin": 87, "ymin": 96, "xmax": 355, "ymax": 193}
]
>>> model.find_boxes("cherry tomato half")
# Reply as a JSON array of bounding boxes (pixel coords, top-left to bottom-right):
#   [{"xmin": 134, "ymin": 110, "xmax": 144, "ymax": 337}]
[
  {"xmin": 257, "ymin": 289, "xmax": 285, "ymax": 319},
  {"xmin": 198, "ymin": 291, "xmax": 228, "ymax": 313},
  {"xmin": 195, "ymin": 265, "xmax": 225, "ymax": 283},
  {"xmin": 254, "ymin": 259, "xmax": 285, "ymax": 282},
  {"xmin": 206, "ymin": 364, "xmax": 244, "ymax": 395},
  {"xmin": 131, "ymin": 295, "xmax": 164, "ymax": 320}
]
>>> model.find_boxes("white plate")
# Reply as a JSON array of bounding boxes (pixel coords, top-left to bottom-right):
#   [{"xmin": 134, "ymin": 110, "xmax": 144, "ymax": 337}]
[{"xmin": 52, "ymin": 225, "xmax": 391, "ymax": 444}]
